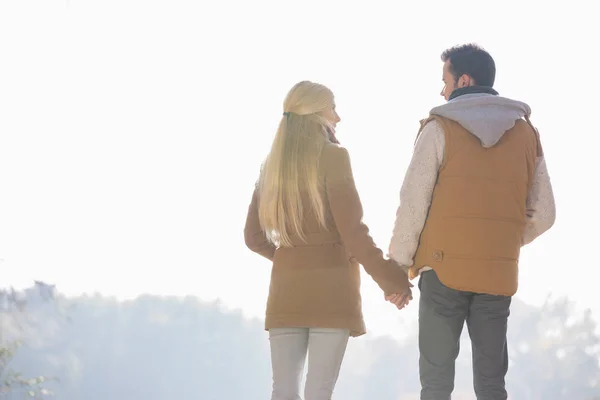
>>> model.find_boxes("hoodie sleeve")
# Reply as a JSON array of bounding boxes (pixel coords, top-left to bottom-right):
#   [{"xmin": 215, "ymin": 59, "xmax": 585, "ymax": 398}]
[
  {"xmin": 522, "ymin": 156, "xmax": 556, "ymax": 245},
  {"xmin": 388, "ymin": 120, "xmax": 445, "ymax": 270}
]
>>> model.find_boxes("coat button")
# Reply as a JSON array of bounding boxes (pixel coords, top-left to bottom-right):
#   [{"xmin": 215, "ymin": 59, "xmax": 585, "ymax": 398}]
[{"xmin": 432, "ymin": 251, "xmax": 443, "ymax": 261}]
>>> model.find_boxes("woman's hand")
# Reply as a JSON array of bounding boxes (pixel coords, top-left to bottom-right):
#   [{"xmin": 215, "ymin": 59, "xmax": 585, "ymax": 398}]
[{"xmin": 385, "ymin": 286, "xmax": 413, "ymax": 310}]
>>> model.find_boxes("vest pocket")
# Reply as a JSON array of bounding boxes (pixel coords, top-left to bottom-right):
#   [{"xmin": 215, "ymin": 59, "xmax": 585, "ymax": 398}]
[{"xmin": 434, "ymin": 216, "xmax": 521, "ymax": 261}]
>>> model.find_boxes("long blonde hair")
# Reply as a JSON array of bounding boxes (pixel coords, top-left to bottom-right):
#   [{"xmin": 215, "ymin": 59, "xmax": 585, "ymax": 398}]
[{"xmin": 258, "ymin": 81, "xmax": 335, "ymax": 247}]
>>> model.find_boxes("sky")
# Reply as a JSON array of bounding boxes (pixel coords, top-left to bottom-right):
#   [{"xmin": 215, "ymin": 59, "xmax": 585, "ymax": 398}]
[{"xmin": 0, "ymin": 0, "xmax": 598, "ymax": 338}]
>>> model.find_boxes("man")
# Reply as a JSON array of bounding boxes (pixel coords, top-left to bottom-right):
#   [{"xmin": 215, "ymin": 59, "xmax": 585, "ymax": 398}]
[{"xmin": 386, "ymin": 43, "xmax": 556, "ymax": 399}]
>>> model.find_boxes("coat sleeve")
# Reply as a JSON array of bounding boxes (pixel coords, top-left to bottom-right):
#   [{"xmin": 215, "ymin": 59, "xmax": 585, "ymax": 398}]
[
  {"xmin": 324, "ymin": 145, "xmax": 410, "ymax": 295},
  {"xmin": 244, "ymin": 188, "xmax": 276, "ymax": 261}
]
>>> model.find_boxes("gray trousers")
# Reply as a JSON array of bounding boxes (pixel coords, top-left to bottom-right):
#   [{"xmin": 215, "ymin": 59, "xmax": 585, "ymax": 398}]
[
  {"xmin": 418, "ymin": 270, "xmax": 511, "ymax": 400},
  {"xmin": 269, "ymin": 327, "xmax": 350, "ymax": 400}
]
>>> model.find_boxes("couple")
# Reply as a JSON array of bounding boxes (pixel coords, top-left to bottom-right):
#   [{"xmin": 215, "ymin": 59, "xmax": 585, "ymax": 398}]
[{"xmin": 244, "ymin": 43, "xmax": 556, "ymax": 400}]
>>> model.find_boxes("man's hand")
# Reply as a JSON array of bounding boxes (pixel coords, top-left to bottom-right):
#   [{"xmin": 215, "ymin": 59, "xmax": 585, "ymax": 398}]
[{"xmin": 385, "ymin": 289, "xmax": 413, "ymax": 310}]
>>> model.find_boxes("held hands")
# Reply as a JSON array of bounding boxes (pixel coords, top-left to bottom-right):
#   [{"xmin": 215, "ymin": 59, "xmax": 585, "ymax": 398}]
[
  {"xmin": 384, "ymin": 261, "xmax": 414, "ymax": 310},
  {"xmin": 385, "ymin": 281, "xmax": 414, "ymax": 310}
]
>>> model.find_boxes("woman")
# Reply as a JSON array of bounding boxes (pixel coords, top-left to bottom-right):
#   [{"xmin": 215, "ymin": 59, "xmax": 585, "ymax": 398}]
[{"xmin": 244, "ymin": 81, "xmax": 412, "ymax": 400}]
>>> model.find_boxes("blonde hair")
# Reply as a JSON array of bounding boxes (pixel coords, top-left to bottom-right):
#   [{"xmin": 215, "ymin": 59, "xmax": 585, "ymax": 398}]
[{"xmin": 258, "ymin": 81, "xmax": 335, "ymax": 247}]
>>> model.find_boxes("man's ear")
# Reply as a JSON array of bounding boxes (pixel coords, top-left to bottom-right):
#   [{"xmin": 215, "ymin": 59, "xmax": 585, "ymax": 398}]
[{"xmin": 458, "ymin": 74, "xmax": 474, "ymax": 87}]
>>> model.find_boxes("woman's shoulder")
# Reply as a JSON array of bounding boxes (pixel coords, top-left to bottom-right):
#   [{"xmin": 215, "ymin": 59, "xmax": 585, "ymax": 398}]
[
  {"xmin": 321, "ymin": 143, "xmax": 350, "ymax": 163},
  {"xmin": 320, "ymin": 143, "xmax": 353, "ymax": 177}
]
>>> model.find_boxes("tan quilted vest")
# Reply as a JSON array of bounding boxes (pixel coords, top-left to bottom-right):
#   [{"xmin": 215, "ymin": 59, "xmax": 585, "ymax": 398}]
[{"xmin": 410, "ymin": 114, "xmax": 542, "ymax": 296}]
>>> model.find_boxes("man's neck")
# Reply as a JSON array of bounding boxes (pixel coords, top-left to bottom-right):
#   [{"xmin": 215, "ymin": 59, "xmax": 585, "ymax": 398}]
[{"xmin": 449, "ymin": 85, "xmax": 498, "ymax": 101}]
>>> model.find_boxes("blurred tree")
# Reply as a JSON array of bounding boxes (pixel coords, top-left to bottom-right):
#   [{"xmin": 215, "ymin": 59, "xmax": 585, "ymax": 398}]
[
  {"xmin": 1, "ymin": 283, "xmax": 58, "ymax": 398},
  {"xmin": 508, "ymin": 296, "xmax": 600, "ymax": 399},
  {"xmin": 2, "ymin": 284, "xmax": 600, "ymax": 400}
]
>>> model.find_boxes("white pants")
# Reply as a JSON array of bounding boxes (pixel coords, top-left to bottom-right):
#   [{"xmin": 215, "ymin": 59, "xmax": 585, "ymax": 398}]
[{"xmin": 269, "ymin": 327, "xmax": 350, "ymax": 400}]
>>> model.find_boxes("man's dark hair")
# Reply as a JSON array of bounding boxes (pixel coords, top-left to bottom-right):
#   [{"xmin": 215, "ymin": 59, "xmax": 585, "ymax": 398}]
[{"xmin": 441, "ymin": 43, "xmax": 496, "ymax": 87}]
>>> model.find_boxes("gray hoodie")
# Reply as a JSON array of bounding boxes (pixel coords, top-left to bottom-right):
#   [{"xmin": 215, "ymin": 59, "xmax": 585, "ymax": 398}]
[
  {"xmin": 430, "ymin": 93, "xmax": 532, "ymax": 148},
  {"xmin": 388, "ymin": 93, "xmax": 556, "ymax": 274}
]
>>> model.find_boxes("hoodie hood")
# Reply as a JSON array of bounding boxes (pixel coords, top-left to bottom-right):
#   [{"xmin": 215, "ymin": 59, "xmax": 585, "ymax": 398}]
[{"xmin": 430, "ymin": 93, "xmax": 531, "ymax": 148}]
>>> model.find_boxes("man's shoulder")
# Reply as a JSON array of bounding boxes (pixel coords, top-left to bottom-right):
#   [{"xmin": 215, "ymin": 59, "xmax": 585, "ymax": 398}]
[
  {"xmin": 416, "ymin": 116, "xmax": 445, "ymax": 145},
  {"xmin": 420, "ymin": 116, "xmax": 444, "ymax": 129},
  {"xmin": 419, "ymin": 115, "xmax": 436, "ymax": 128}
]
